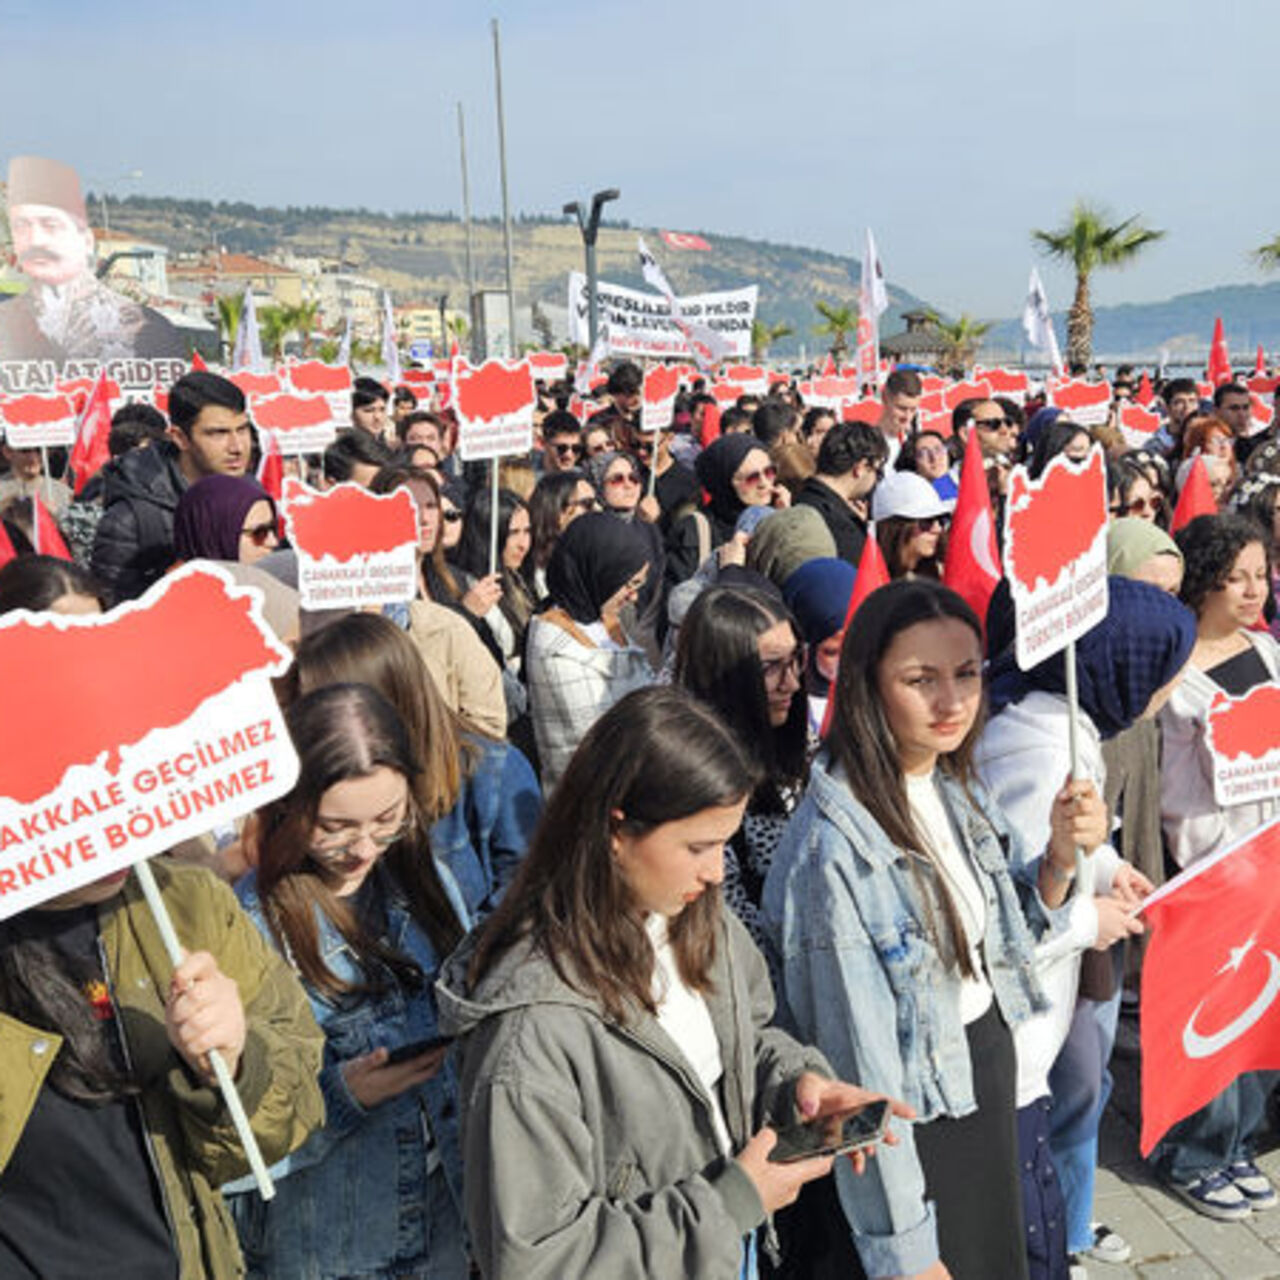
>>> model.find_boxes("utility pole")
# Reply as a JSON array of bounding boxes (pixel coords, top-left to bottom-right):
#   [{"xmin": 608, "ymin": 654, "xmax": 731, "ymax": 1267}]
[
  {"xmin": 563, "ymin": 189, "xmax": 620, "ymax": 354},
  {"xmin": 491, "ymin": 19, "xmax": 516, "ymax": 356}
]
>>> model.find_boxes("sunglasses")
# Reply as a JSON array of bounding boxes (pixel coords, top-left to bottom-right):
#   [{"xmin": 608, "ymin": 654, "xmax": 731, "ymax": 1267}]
[
  {"xmin": 442, "ymin": 509, "xmax": 464, "ymax": 523},
  {"xmin": 241, "ymin": 521, "xmax": 278, "ymax": 547},
  {"xmin": 606, "ymin": 470, "xmax": 641, "ymax": 487},
  {"xmin": 1123, "ymin": 495, "xmax": 1163, "ymax": 516},
  {"xmin": 569, "ymin": 496, "xmax": 599, "ymax": 513},
  {"xmin": 553, "ymin": 442, "xmax": 585, "ymax": 458},
  {"xmin": 632, "ymin": 438, "xmax": 655, "ymax": 455},
  {"xmin": 973, "ymin": 417, "xmax": 1012, "ymax": 429},
  {"xmin": 914, "ymin": 515, "xmax": 950, "ymax": 532},
  {"xmin": 736, "ymin": 465, "xmax": 778, "ymax": 487}
]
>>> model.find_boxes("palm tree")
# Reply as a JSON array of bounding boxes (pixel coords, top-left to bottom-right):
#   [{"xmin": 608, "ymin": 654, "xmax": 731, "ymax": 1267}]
[
  {"xmin": 257, "ymin": 305, "xmax": 291, "ymax": 361},
  {"xmin": 1253, "ymin": 236, "xmax": 1280, "ymax": 272},
  {"xmin": 813, "ymin": 301, "xmax": 859, "ymax": 368},
  {"xmin": 1031, "ymin": 202, "xmax": 1164, "ymax": 369},
  {"xmin": 215, "ymin": 293, "xmax": 243, "ymax": 359},
  {"xmin": 288, "ymin": 301, "xmax": 322, "ymax": 356},
  {"xmin": 751, "ymin": 318, "xmax": 794, "ymax": 362},
  {"xmin": 925, "ymin": 312, "xmax": 994, "ymax": 376}
]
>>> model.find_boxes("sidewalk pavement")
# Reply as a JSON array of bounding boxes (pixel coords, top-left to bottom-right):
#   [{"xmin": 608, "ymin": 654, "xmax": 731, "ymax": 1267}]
[{"xmin": 1089, "ymin": 1021, "xmax": 1280, "ymax": 1279}]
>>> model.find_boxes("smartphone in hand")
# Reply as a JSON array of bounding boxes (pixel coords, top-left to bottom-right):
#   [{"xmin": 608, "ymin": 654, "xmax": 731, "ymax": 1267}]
[
  {"xmin": 767, "ymin": 1099, "xmax": 891, "ymax": 1164},
  {"xmin": 385, "ymin": 1035, "xmax": 453, "ymax": 1066}
]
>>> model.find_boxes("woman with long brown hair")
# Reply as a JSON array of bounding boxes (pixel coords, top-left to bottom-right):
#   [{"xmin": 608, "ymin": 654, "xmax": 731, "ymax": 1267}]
[
  {"xmin": 227, "ymin": 683, "xmax": 470, "ymax": 1280},
  {"xmin": 438, "ymin": 686, "xmax": 903, "ymax": 1279},
  {"xmin": 764, "ymin": 580, "xmax": 1106, "ymax": 1280}
]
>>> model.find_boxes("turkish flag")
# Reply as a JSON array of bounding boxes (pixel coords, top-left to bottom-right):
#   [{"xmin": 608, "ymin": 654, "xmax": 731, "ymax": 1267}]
[
  {"xmin": 190, "ymin": 349, "xmax": 208, "ymax": 372},
  {"xmin": 256, "ymin": 428, "xmax": 284, "ymax": 523},
  {"xmin": 820, "ymin": 352, "xmax": 838, "ymax": 377},
  {"xmin": 821, "ymin": 530, "xmax": 891, "ymax": 736},
  {"xmin": 1256, "ymin": 345, "xmax": 1268, "ymax": 377},
  {"xmin": 699, "ymin": 400, "xmax": 721, "ymax": 449},
  {"xmin": 1140, "ymin": 818, "xmax": 1280, "ymax": 1155},
  {"xmin": 1136, "ymin": 371, "xmax": 1155, "ymax": 406},
  {"xmin": 0, "ymin": 519, "xmax": 16, "ymax": 569},
  {"xmin": 1208, "ymin": 316, "xmax": 1232, "ymax": 387},
  {"xmin": 32, "ymin": 495, "xmax": 72, "ymax": 561},
  {"xmin": 67, "ymin": 373, "xmax": 113, "ymax": 496},
  {"xmin": 1170, "ymin": 455, "xmax": 1218, "ymax": 533},
  {"xmin": 943, "ymin": 428, "xmax": 1003, "ymax": 631}
]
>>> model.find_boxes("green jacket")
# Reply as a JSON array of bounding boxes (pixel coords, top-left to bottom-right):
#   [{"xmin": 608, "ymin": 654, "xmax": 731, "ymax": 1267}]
[{"xmin": 0, "ymin": 860, "xmax": 325, "ymax": 1278}]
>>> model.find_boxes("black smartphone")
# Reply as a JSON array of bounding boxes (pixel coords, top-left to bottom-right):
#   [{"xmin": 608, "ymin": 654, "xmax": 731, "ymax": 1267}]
[
  {"xmin": 385, "ymin": 1035, "xmax": 453, "ymax": 1066},
  {"xmin": 767, "ymin": 1099, "xmax": 891, "ymax": 1164}
]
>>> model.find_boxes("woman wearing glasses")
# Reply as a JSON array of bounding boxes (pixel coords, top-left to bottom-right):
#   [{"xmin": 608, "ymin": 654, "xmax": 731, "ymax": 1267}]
[
  {"xmin": 666, "ymin": 435, "xmax": 787, "ymax": 587},
  {"xmin": 173, "ymin": 474, "xmax": 280, "ymax": 567},
  {"xmin": 871, "ymin": 472, "xmax": 951, "ymax": 581},
  {"xmin": 526, "ymin": 469, "xmax": 598, "ymax": 599},
  {"xmin": 674, "ymin": 585, "xmax": 809, "ymax": 972},
  {"xmin": 228, "ymin": 682, "xmax": 471, "ymax": 1280}
]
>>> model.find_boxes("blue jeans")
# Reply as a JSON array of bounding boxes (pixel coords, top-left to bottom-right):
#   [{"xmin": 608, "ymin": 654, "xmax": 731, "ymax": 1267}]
[
  {"xmin": 1047, "ymin": 982, "xmax": 1122, "ymax": 1255},
  {"xmin": 1149, "ymin": 1072, "xmax": 1275, "ymax": 1185}
]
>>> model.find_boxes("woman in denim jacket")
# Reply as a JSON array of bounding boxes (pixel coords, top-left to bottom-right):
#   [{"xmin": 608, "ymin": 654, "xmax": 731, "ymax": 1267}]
[
  {"xmin": 763, "ymin": 581, "xmax": 1107, "ymax": 1280},
  {"xmin": 287, "ymin": 611, "xmax": 542, "ymax": 921},
  {"xmin": 226, "ymin": 683, "xmax": 471, "ymax": 1280}
]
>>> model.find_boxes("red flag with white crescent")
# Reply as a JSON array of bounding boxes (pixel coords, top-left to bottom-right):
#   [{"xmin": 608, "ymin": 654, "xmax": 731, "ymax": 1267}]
[
  {"xmin": 1139, "ymin": 819, "xmax": 1280, "ymax": 1154},
  {"xmin": 942, "ymin": 428, "xmax": 1002, "ymax": 631}
]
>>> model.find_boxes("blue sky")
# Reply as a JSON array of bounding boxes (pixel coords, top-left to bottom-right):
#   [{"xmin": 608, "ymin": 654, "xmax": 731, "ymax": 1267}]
[{"xmin": 1, "ymin": 0, "xmax": 1272, "ymax": 318}]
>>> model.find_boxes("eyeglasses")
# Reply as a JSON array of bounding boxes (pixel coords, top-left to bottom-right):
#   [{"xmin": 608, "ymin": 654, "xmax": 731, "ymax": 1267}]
[
  {"xmin": 1123, "ymin": 495, "xmax": 1164, "ymax": 516},
  {"xmin": 569, "ymin": 496, "xmax": 599, "ymax": 513},
  {"xmin": 441, "ymin": 509, "xmax": 463, "ymax": 523},
  {"xmin": 553, "ymin": 441, "xmax": 585, "ymax": 458},
  {"xmin": 761, "ymin": 645, "xmax": 807, "ymax": 687},
  {"xmin": 309, "ymin": 813, "xmax": 413, "ymax": 862},
  {"xmin": 241, "ymin": 521, "xmax": 278, "ymax": 547},
  {"xmin": 606, "ymin": 470, "xmax": 641, "ymax": 487},
  {"xmin": 736, "ymin": 465, "xmax": 778, "ymax": 487}
]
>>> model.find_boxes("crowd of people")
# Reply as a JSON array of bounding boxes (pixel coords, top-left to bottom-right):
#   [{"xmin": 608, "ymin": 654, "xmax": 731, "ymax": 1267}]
[{"xmin": 1, "ymin": 352, "xmax": 1279, "ymax": 1279}]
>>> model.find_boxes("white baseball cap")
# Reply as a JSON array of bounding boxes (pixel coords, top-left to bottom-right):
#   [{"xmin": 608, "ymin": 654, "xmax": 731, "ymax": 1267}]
[{"xmin": 871, "ymin": 470, "xmax": 951, "ymax": 522}]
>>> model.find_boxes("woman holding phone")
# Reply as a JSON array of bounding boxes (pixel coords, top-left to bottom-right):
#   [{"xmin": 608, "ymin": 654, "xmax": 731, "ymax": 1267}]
[
  {"xmin": 438, "ymin": 686, "xmax": 905, "ymax": 1279},
  {"xmin": 764, "ymin": 580, "xmax": 1103, "ymax": 1280},
  {"xmin": 227, "ymin": 683, "xmax": 471, "ymax": 1280}
]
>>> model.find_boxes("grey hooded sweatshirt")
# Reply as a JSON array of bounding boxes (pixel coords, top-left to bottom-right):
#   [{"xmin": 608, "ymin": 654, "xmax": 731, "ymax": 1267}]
[{"xmin": 436, "ymin": 909, "xmax": 832, "ymax": 1279}]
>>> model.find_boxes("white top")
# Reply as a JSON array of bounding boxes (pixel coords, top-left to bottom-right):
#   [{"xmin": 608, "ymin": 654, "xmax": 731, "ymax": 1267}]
[
  {"xmin": 905, "ymin": 771, "xmax": 993, "ymax": 1025},
  {"xmin": 646, "ymin": 914, "xmax": 733, "ymax": 1154}
]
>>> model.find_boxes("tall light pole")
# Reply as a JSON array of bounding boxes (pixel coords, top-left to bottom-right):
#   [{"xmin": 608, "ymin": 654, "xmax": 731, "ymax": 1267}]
[
  {"xmin": 563, "ymin": 188, "xmax": 620, "ymax": 354},
  {"xmin": 490, "ymin": 19, "xmax": 516, "ymax": 356},
  {"xmin": 456, "ymin": 102, "xmax": 476, "ymax": 360}
]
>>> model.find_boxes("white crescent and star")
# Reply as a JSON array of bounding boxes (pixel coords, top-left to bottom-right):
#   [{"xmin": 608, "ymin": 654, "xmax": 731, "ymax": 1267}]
[
  {"xmin": 969, "ymin": 509, "xmax": 1000, "ymax": 580},
  {"xmin": 1182, "ymin": 936, "xmax": 1280, "ymax": 1060}
]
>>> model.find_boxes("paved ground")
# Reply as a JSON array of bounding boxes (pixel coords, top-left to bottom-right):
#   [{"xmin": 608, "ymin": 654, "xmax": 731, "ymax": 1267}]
[{"xmin": 1089, "ymin": 1018, "xmax": 1280, "ymax": 1279}]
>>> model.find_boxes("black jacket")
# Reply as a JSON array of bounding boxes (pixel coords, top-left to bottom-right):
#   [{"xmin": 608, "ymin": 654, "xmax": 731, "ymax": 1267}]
[
  {"xmin": 91, "ymin": 442, "xmax": 188, "ymax": 602},
  {"xmin": 793, "ymin": 476, "xmax": 866, "ymax": 565}
]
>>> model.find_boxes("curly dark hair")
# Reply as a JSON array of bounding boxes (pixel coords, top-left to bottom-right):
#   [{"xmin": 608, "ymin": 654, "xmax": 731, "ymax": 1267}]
[{"xmin": 1175, "ymin": 513, "xmax": 1269, "ymax": 616}]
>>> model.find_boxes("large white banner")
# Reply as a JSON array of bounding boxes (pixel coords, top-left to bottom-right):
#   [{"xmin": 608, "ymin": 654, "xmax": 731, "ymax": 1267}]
[{"xmin": 568, "ymin": 272, "xmax": 756, "ymax": 360}]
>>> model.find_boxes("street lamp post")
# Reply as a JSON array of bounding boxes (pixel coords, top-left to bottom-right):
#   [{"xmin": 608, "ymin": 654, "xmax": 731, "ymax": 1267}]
[
  {"xmin": 437, "ymin": 293, "xmax": 449, "ymax": 356},
  {"xmin": 563, "ymin": 188, "xmax": 620, "ymax": 355}
]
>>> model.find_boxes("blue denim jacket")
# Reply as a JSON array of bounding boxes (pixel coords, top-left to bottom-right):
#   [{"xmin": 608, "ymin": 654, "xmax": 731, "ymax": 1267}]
[
  {"xmin": 430, "ymin": 736, "xmax": 541, "ymax": 920},
  {"xmin": 224, "ymin": 867, "xmax": 470, "ymax": 1280},
  {"xmin": 761, "ymin": 753, "xmax": 1058, "ymax": 1279}
]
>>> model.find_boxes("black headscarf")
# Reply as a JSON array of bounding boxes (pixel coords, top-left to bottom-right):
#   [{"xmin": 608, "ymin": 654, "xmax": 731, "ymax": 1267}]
[
  {"xmin": 545, "ymin": 512, "xmax": 652, "ymax": 624},
  {"xmin": 695, "ymin": 433, "xmax": 761, "ymax": 527}
]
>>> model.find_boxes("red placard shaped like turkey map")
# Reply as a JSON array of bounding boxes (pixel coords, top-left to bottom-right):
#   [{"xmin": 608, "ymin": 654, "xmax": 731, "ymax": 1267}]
[
  {"xmin": 281, "ymin": 477, "xmax": 418, "ymax": 609},
  {"xmin": 1207, "ymin": 687, "xmax": 1280, "ymax": 807},
  {"xmin": 285, "ymin": 360, "xmax": 354, "ymax": 429},
  {"xmin": 0, "ymin": 564, "xmax": 298, "ymax": 919},
  {"xmin": 0, "ymin": 392, "xmax": 78, "ymax": 448},
  {"xmin": 642, "ymin": 364, "xmax": 682, "ymax": 431},
  {"xmin": 251, "ymin": 393, "xmax": 339, "ymax": 455},
  {"xmin": 453, "ymin": 358, "xmax": 536, "ymax": 462},
  {"xmin": 1004, "ymin": 445, "xmax": 1110, "ymax": 670}
]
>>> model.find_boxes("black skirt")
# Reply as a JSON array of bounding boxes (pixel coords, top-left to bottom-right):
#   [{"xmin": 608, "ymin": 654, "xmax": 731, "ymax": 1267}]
[{"xmin": 914, "ymin": 1001, "xmax": 1029, "ymax": 1280}]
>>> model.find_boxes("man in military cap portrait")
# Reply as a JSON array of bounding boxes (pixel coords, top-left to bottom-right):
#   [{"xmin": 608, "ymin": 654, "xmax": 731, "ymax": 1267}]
[{"xmin": 0, "ymin": 155, "xmax": 186, "ymax": 363}]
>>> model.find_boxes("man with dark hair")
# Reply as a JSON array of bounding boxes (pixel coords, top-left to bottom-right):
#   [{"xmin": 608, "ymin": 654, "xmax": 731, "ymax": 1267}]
[
  {"xmin": 91, "ymin": 372, "xmax": 252, "ymax": 600},
  {"xmin": 324, "ymin": 431, "xmax": 394, "ymax": 487},
  {"xmin": 395, "ymin": 409, "xmax": 446, "ymax": 452},
  {"xmin": 1214, "ymin": 382, "xmax": 1252, "ymax": 441},
  {"xmin": 794, "ymin": 421, "xmax": 888, "ymax": 563},
  {"xmin": 957, "ymin": 398, "xmax": 1018, "ymax": 460},
  {"xmin": 587, "ymin": 362, "xmax": 642, "ymax": 431},
  {"xmin": 351, "ymin": 376, "xmax": 390, "ymax": 440},
  {"xmin": 719, "ymin": 406, "xmax": 752, "ymax": 435},
  {"xmin": 875, "ymin": 368, "xmax": 922, "ymax": 459},
  {"xmin": 1152, "ymin": 377, "xmax": 1201, "ymax": 454},
  {"xmin": 108, "ymin": 402, "xmax": 170, "ymax": 458},
  {"xmin": 752, "ymin": 400, "xmax": 801, "ymax": 449},
  {"xmin": 539, "ymin": 410, "xmax": 585, "ymax": 474},
  {"xmin": 391, "ymin": 385, "xmax": 418, "ymax": 428}
]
